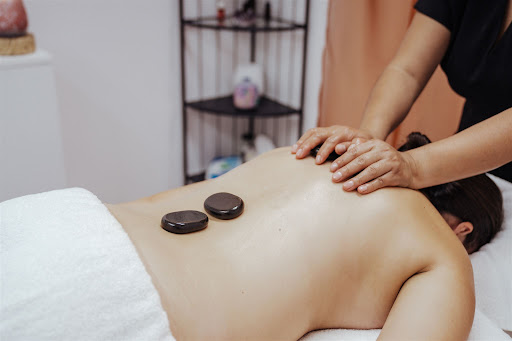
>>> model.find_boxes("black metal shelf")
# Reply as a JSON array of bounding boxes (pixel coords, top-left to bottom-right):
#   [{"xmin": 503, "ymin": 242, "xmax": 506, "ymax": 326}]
[
  {"xmin": 183, "ymin": 16, "xmax": 306, "ymax": 32},
  {"xmin": 179, "ymin": 0, "xmax": 310, "ymax": 185},
  {"xmin": 186, "ymin": 95, "xmax": 300, "ymax": 118}
]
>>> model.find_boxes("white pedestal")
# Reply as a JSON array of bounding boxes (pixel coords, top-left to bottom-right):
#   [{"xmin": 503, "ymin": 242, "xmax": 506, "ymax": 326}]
[{"xmin": 0, "ymin": 49, "xmax": 66, "ymax": 202}]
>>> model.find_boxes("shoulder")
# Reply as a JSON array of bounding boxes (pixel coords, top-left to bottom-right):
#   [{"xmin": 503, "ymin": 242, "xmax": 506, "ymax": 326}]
[{"xmin": 366, "ymin": 187, "xmax": 471, "ymax": 266}]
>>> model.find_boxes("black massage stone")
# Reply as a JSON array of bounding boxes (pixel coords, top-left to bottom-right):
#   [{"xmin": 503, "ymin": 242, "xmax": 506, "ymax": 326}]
[
  {"xmin": 310, "ymin": 144, "xmax": 339, "ymax": 161},
  {"xmin": 161, "ymin": 210, "xmax": 208, "ymax": 234},
  {"xmin": 204, "ymin": 192, "xmax": 244, "ymax": 220}
]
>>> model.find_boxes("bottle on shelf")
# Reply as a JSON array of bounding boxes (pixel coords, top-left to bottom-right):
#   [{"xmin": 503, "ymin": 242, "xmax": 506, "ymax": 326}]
[
  {"xmin": 216, "ymin": 1, "xmax": 226, "ymax": 23},
  {"xmin": 233, "ymin": 63, "xmax": 264, "ymax": 110}
]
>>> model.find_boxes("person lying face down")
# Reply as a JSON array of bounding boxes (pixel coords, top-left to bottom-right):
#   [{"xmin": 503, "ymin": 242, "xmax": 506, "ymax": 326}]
[
  {"xmin": 398, "ymin": 132, "xmax": 504, "ymax": 254},
  {"xmin": 107, "ymin": 135, "xmax": 503, "ymax": 341}
]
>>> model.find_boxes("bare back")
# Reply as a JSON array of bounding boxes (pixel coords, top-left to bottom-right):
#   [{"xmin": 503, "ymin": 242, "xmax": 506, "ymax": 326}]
[{"xmin": 107, "ymin": 147, "xmax": 473, "ymax": 341}]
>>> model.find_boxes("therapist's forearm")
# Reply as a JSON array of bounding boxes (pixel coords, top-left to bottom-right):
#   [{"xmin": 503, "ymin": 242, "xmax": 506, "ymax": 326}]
[
  {"xmin": 407, "ymin": 108, "xmax": 512, "ymax": 189},
  {"xmin": 359, "ymin": 64, "xmax": 425, "ymax": 140}
]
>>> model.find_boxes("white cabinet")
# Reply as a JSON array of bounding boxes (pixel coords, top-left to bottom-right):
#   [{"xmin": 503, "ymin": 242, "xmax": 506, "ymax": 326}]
[{"xmin": 0, "ymin": 49, "xmax": 66, "ymax": 201}]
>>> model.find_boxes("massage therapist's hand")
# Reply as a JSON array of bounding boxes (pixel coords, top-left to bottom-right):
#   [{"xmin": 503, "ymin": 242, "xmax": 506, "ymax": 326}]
[
  {"xmin": 291, "ymin": 125, "xmax": 374, "ymax": 164},
  {"xmin": 331, "ymin": 139, "xmax": 418, "ymax": 194}
]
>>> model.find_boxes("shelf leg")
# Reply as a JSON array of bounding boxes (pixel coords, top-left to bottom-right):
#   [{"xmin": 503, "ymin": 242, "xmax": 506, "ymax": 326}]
[
  {"xmin": 250, "ymin": 30, "xmax": 256, "ymax": 63},
  {"xmin": 244, "ymin": 116, "xmax": 255, "ymax": 140}
]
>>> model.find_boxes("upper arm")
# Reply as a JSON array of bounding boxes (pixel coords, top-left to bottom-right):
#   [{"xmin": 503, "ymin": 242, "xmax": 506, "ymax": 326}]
[
  {"xmin": 378, "ymin": 257, "xmax": 475, "ymax": 341},
  {"xmin": 388, "ymin": 11, "xmax": 451, "ymax": 89}
]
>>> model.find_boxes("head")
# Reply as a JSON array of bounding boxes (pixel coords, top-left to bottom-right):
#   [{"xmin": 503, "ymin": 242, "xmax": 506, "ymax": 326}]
[{"xmin": 398, "ymin": 132, "xmax": 504, "ymax": 254}]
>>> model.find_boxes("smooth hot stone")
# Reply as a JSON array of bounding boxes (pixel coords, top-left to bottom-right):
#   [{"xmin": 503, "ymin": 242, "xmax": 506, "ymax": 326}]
[
  {"xmin": 161, "ymin": 210, "xmax": 208, "ymax": 234},
  {"xmin": 204, "ymin": 192, "xmax": 244, "ymax": 220},
  {"xmin": 310, "ymin": 143, "xmax": 339, "ymax": 161}
]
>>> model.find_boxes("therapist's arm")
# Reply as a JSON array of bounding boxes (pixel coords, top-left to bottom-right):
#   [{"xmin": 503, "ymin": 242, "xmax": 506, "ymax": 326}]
[
  {"xmin": 406, "ymin": 109, "xmax": 512, "ymax": 189},
  {"xmin": 333, "ymin": 108, "xmax": 512, "ymax": 193},
  {"xmin": 294, "ymin": 12, "xmax": 450, "ymax": 162},
  {"xmin": 359, "ymin": 12, "xmax": 450, "ymax": 140}
]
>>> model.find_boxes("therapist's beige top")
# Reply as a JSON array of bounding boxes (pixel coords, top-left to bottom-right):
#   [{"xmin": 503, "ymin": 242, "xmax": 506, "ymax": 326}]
[{"xmin": 107, "ymin": 147, "xmax": 474, "ymax": 341}]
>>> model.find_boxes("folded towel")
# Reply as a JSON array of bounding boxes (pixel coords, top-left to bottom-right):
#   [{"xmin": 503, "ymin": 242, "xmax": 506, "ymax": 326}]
[
  {"xmin": 299, "ymin": 309, "xmax": 510, "ymax": 341},
  {"xmin": 0, "ymin": 188, "xmax": 175, "ymax": 341}
]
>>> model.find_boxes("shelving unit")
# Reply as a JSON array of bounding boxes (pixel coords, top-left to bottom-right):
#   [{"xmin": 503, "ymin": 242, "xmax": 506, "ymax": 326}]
[{"xmin": 179, "ymin": 0, "xmax": 310, "ymax": 184}]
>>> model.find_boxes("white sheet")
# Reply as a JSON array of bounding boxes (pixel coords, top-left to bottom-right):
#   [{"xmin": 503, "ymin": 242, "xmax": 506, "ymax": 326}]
[
  {"xmin": 470, "ymin": 174, "xmax": 512, "ymax": 331},
  {"xmin": 0, "ymin": 188, "xmax": 175, "ymax": 341},
  {"xmin": 300, "ymin": 309, "xmax": 510, "ymax": 340}
]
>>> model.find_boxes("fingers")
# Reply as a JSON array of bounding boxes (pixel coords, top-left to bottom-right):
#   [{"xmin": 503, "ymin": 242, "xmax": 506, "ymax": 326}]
[
  {"xmin": 293, "ymin": 128, "xmax": 328, "ymax": 159},
  {"xmin": 330, "ymin": 141, "xmax": 374, "ymax": 173},
  {"xmin": 315, "ymin": 134, "xmax": 345, "ymax": 164},
  {"xmin": 356, "ymin": 173, "xmax": 392, "ymax": 194},
  {"xmin": 332, "ymin": 152, "xmax": 385, "ymax": 187},
  {"xmin": 292, "ymin": 129, "xmax": 315, "ymax": 154},
  {"xmin": 314, "ymin": 127, "xmax": 360, "ymax": 164},
  {"xmin": 335, "ymin": 142, "xmax": 351, "ymax": 155},
  {"xmin": 341, "ymin": 160, "xmax": 389, "ymax": 192}
]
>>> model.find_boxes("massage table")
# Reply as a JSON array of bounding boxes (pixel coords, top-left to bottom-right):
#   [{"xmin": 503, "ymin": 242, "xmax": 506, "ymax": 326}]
[{"xmin": 1, "ymin": 175, "xmax": 510, "ymax": 340}]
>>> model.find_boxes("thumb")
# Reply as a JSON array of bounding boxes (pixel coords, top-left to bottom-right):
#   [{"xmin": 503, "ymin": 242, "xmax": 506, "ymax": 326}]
[{"xmin": 335, "ymin": 142, "xmax": 352, "ymax": 155}]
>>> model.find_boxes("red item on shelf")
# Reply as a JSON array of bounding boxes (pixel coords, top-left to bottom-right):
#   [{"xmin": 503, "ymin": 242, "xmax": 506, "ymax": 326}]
[{"xmin": 217, "ymin": 1, "xmax": 225, "ymax": 22}]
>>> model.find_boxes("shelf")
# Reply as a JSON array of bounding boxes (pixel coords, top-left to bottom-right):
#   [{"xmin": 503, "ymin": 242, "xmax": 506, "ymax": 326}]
[
  {"xmin": 185, "ymin": 95, "xmax": 300, "ymax": 118},
  {"xmin": 183, "ymin": 16, "xmax": 305, "ymax": 32},
  {"xmin": 179, "ymin": 0, "xmax": 309, "ymax": 185}
]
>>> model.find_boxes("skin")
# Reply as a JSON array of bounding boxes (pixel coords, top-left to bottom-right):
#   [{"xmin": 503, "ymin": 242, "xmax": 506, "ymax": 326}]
[
  {"xmin": 106, "ymin": 148, "xmax": 475, "ymax": 341},
  {"xmin": 292, "ymin": 6, "xmax": 512, "ymax": 194}
]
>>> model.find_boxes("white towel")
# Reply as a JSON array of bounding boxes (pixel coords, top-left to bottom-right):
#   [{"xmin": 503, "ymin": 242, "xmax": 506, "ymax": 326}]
[
  {"xmin": 299, "ymin": 309, "xmax": 510, "ymax": 341},
  {"xmin": 0, "ymin": 188, "xmax": 175, "ymax": 341}
]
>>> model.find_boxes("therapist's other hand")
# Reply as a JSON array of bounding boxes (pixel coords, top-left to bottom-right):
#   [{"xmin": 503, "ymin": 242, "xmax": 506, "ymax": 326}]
[
  {"xmin": 291, "ymin": 125, "xmax": 374, "ymax": 164},
  {"xmin": 330, "ymin": 139, "xmax": 418, "ymax": 194}
]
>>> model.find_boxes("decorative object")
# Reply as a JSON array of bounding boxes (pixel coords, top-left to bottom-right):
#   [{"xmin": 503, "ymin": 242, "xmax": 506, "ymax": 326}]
[
  {"xmin": 233, "ymin": 63, "xmax": 263, "ymax": 110},
  {"xmin": 0, "ymin": 0, "xmax": 27, "ymax": 36},
  {"xmin": 0, "ymin": 0, "xmax": 35, "ymax": 55},
  {"xmin": 216, "ymin": 1, "xmax": 225, "ymax": 23},
  {"xmin": 233, "ymin": 0, "xmax": 256, "ymax": 26}
]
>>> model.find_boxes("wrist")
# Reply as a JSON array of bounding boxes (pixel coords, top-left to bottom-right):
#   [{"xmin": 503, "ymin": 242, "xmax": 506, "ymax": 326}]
[
  {"xmin": 403, "ymin": 150, "xmax": 422, "ymax": 189},
  {"xmin": 359, "ymin": 124, "xmax": 386, "ymax": 141}
]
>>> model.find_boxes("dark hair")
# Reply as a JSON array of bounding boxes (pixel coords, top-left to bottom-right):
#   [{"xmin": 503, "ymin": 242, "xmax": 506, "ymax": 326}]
[{"xmin": 398, "ymin": 132, "xmax": 504, "ymax": 253}]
